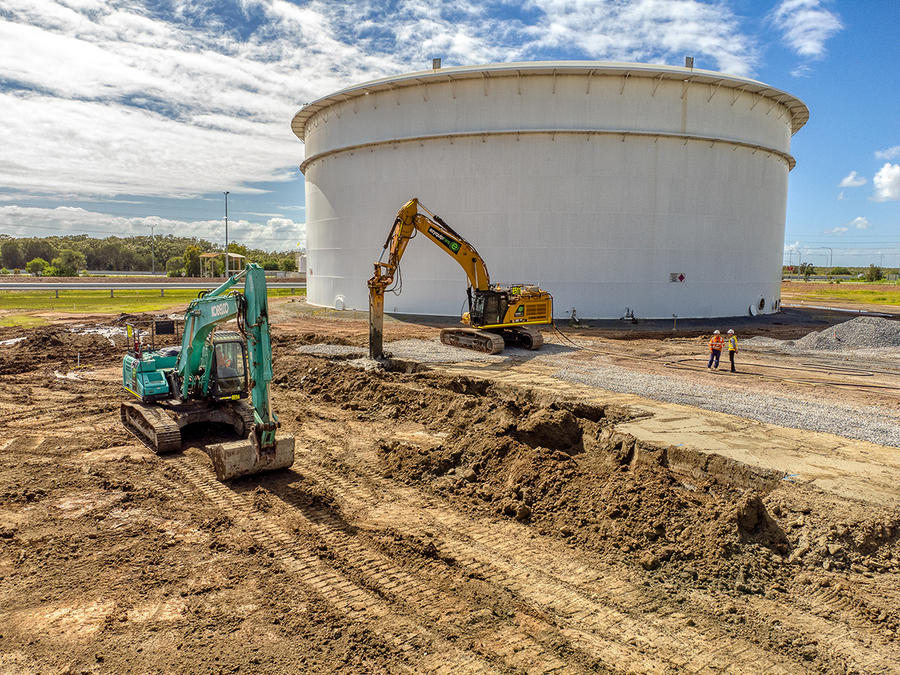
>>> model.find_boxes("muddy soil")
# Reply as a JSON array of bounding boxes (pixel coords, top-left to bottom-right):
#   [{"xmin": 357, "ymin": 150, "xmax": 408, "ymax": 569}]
[{"xmin": 0, "ymin": 319, "xmax": 898, "ymax": 673}]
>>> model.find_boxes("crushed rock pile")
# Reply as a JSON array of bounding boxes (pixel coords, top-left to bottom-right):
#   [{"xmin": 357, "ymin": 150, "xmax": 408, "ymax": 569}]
[
  {"xmin": 744, "ymin": 316, "xmax": 900, "ymax": 354},
  {"xmin": 794, "ymin": 316, "xmax": 900, "ymax": 351}
]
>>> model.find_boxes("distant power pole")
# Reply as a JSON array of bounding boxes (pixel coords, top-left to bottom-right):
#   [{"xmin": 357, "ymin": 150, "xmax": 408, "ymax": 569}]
[
  {"xmin": 149, "ymin": 223, "xmax": 156, "ymax": 274},
  {"xmin": 224, "ymin": 191, "xmax": 230, "ymax": 278}
]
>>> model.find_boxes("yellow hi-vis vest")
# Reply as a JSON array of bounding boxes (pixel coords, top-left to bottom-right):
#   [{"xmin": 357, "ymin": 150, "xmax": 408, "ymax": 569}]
[{"xmin": 728, "ymin": 335, "xmax": 737, "ymax": 351}]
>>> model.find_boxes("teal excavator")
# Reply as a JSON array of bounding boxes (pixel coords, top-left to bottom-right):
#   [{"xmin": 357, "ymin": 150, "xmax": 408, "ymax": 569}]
[{"xmin": 120, "ymin": 263, "xmax": 294, "ymax": 480}]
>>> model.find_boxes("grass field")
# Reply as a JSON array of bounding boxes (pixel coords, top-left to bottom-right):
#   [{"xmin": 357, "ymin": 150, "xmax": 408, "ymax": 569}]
[
  {"xmin": 782, "ymin": 282, "xmax": 900, "ymax": 307},
  {"xmin": 0, "ymin": 315, "xmax": 50, "ymax": 328},
  {"xmin": 0, "ymin": 287, "xmax": 305, "ymax": 313}
]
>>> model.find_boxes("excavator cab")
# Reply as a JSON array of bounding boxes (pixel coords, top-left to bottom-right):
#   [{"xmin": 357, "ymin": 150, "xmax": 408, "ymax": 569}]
[
  {"xmin": 470, "ymin": 290, "xmax": 508, "ymax": 327},
  {"xmin": 211, "ymin": 336, "xmax": 247, "ymax": 399}
]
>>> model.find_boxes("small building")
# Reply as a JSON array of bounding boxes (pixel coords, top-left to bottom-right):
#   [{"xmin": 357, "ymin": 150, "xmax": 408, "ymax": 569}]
[{"xmin": 200, "ymin": 252, "xmax": 247, "ymax": 278}]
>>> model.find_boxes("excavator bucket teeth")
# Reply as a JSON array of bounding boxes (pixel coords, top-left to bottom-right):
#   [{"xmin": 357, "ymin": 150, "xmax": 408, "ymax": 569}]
[{"xmin": 207, "ymin": 435, "xmax": 295, "ymax": 481}]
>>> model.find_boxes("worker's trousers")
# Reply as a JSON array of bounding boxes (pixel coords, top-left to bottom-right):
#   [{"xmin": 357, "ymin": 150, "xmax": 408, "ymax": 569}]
[
  {"xmin": 708, "ymin": 349, "xmax": 721, "ymax": 369},
  {"xmin": 729, "ymin": 350, "xmax": 736, "ymax": 372}
]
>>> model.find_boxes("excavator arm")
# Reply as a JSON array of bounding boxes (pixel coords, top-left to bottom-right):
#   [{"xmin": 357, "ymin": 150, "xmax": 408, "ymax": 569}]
[
  {"xmin": 374, "ymin": 198, "xmax": 492, "ymax": 293},
  {"xmin": 175, "ymin": 264, "xmax": 279, "ymax": 447},
  {"xmin": 368, "ymin": 198, "xmax": 491, "ymax": 358}
]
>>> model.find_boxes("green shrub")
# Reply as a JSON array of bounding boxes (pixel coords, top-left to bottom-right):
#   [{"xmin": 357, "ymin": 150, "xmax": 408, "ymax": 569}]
[
  {"xmin": 51, "ymin": 249, "xmax": 86, "ymax": 276},
  {"xmin": 865, "ymin": 264, "xmax": 884, "ymax": 282},
  {"xmin": 166, "ymin": 257, "xmax": 185, "ymax": 277},
  {"xmin": 26, "ymin": 258, "xmax": 49, "ymax": 276}
]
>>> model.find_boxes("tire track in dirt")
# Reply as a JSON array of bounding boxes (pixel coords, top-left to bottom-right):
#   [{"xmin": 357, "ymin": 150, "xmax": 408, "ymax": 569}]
[
  {"xmin": 257, "ymin": 470, "xmax": 580, "ymax": 673},
  {"xmin": 161, "ymin": 452, "xmax": 547, "ymax": 674},
  {"xmin": 294, "ymin": 452, "xmax": 794, "ymax": 673},
  {"xmin": 295, "ymin": 448, "xmax": 900, "ymax": 674}
]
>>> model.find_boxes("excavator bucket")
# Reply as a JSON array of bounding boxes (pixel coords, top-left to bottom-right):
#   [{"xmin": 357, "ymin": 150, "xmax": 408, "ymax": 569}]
[{"xmin": 207, "ymin": 434, "xmax": 295, "ymax": 481}]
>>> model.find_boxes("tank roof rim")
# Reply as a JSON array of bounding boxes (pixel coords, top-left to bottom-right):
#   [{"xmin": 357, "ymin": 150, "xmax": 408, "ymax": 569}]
[{"xmin": 291, "ymin": 60, "xmax": 808, "ymax": 141}]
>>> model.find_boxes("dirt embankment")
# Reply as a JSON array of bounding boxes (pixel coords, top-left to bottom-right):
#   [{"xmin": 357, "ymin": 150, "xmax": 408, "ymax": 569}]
[
  {"xmin": 279, "ymin": 356, "xmax": 900, "ymax": 604},
  {"xmin": 1, "ymin": 321, "xmax": 898, "ymax": 672}
]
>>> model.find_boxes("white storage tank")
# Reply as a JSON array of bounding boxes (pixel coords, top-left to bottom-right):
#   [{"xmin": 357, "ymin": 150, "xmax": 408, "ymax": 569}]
[{"xmin": 291, "ymin": 61, "xmax": 808, "ymax": 319}]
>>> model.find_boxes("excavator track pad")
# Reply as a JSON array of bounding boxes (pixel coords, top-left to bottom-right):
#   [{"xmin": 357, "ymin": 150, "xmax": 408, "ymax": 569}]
[
  {"xmin": 506, "ymin": 326, "xmax": 543, "ymax": 350},
  {"xmin": 121, "ymin": 401, "xmax": 182, "ymax": 454},
  {"xmin": 207, "ymin": 435, "xmax": 295, "ymax": 481},
  {"xmin": 439, "ymin": 328, "xmax": 505, "ymax": 354}
]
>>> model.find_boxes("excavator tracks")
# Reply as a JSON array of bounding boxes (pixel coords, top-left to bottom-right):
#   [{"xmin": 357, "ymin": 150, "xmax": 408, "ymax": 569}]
[
  {"xmin": 120, "ymin": 400, "xmax": 182, "ymax": 454},
  {"xmin": 439, "ymin": 327, "xmax": 505, "ymax": 354},
  {"xmin": 509, "ymin": 325, "xmax": 543, "ymax": 350},
  {"xmin": 231, "ymin": 399, "xmax": 256, "ymax": 437}
]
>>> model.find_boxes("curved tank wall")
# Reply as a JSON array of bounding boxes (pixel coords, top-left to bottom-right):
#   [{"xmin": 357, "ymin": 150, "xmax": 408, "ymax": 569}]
[{"xmin": 292, "ymin": 62, "xmax": 807, "ymax": 319}]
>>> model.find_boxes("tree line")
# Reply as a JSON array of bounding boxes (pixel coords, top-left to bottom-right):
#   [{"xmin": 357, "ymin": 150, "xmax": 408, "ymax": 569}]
[{"xmin": 0, "ymin": 234, "xmax": 299, "ymax": 276}]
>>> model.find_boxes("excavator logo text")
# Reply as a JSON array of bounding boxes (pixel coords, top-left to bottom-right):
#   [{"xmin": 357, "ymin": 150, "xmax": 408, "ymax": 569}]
[
  {"xmin": 427, "ymin": 226, "xmax": 461, "ymax": 254},
  {"xmin": 210, "ymin": 302, "xmax": 230, "ymax": 318}
]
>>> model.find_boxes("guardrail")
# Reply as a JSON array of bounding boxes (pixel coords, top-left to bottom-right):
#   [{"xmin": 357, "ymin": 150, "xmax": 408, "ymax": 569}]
[{"xmin": 0, "ymin": 282, "xmax": 306, "ymax": 298}]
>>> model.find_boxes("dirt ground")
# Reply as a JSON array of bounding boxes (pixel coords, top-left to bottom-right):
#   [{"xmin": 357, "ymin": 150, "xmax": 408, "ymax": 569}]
[{"xmin": 0, "ymin": 302, "xmax": 898, "ymax": 674}]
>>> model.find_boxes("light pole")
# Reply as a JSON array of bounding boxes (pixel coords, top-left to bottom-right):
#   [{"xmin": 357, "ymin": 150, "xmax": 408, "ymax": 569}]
[
  {"xmin": 224, "ymin": 191, "xmax": 229, "ymax": 278},
  {"xmin": 149, "ymin": 222, "xmax": 156, "ymax": 274}
]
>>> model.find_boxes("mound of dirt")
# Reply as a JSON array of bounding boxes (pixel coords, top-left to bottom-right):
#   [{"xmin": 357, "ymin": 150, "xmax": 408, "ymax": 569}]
[
  {"xmin": 286, "ymin": 356, "xmax": 798, "ymax": 588},
  {"xmin": 795, "ymin": 316, "xmax": 900, "ymax": 351},
  {"xmin": 0, "ymin": 326, "xmax": 123, "ymax": 375}
]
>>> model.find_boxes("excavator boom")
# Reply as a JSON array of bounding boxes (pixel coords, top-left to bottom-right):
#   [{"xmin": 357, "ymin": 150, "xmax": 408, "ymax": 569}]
[{"xmin": 368, "ymin": 199, "xmax": 552, "ymax": 358}]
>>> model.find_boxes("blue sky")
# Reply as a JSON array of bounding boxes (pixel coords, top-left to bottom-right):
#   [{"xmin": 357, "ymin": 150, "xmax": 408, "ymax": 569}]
[{"xmin": 0, "ymin": 0, "xmax": 897, "ymax": 266}]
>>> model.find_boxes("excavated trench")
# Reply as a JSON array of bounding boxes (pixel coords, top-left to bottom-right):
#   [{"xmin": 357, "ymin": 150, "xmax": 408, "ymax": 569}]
[{"xmin": 276, "ymin": 352, "xmax": 900, "ymax": 605}]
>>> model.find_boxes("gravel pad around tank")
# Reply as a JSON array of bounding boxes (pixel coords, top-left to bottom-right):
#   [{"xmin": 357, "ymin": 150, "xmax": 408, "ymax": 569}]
[
  {"xmin": 298, "ymin": 338, "xmax": 510, "ymax": 363},
  {"xmin": 550, "ymin": 358, "xmax": 900, "ymax": 448}
]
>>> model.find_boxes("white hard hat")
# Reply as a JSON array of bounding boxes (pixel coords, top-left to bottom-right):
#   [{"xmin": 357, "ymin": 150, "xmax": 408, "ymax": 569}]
[
  {"xmin": 727, "ymin": 329, "xmax": 734, "ymax": 334},
  {"xmin": 713, "ymin": 330, "xmax": 720, "ymax": 334}
]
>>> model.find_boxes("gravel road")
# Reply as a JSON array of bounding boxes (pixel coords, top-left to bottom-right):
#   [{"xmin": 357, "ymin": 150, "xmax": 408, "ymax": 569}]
[{"xmin": 549, "ymin": 355, "xmax": 900, "ymax": 448}]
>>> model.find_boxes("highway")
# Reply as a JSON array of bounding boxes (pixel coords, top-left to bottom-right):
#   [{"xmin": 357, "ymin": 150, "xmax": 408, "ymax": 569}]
[{"xmin": 0, "ymin": 281, "xmax": 306, "ymax": 297}]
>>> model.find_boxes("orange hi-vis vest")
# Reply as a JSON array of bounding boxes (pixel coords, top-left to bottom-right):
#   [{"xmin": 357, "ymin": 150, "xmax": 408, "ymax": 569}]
[{"xmin": 709, "ymin": 335, "xmax": 725, "ymax": 352}]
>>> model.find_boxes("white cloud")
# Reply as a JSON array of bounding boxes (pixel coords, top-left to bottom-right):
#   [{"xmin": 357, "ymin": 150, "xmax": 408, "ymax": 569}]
[
  {"xmin": 0, "ymin": 92, "xmax": 298, "ymax": 198},
  {"xmin": 0, "ymin": 0, "xmax": 767, "ymax": 206},
  {"xmin": 827, "ymin": 226, "xmax": 848, "ymax": 234},
  {"xmin": 872, "ymin": 163, "xmax": 900, "ymax": 202},
  {"xmin": 784, "ymin": 241, "xmax": 800, "ymax": 252},
  {"xmin": 0, "ymin": 205, "xmax": 305, "ymax": 250},
  {"xmin": 838, "ymin": 171, "xmax": 866, "ymax": 188},
  {"xmin": 520, "ymin": 0, "xmax": 757, "ymax": 75},
  {"xmin": 850, "ymin": 216, "xmax": 869, "ymax": 230},
  {"xmin": 875, "ymin": 146, "xmax": 900, "ymax": 161},
  {"xmin": 771, "ymin": 0, "xmax": 842, "ymax": 58},
  {"xmin": 837, "ymin": 191, "xmax": 844, "ymax": 200}
]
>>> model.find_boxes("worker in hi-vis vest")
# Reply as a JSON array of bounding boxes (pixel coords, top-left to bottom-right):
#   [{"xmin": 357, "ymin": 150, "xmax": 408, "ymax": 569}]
[
  {"xmin": 727, "ymin": 329, "xmax": 738, "ymax": 373},
  {"xmin": 708, "ymin": 330, "xmax": 725, "ymax": 370}
]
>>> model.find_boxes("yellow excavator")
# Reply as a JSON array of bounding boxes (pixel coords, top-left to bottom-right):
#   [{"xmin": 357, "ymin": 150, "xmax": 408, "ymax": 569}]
[{"xmin": 368, "ymin": 198, "xmax": 553, "ymax": 358}]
